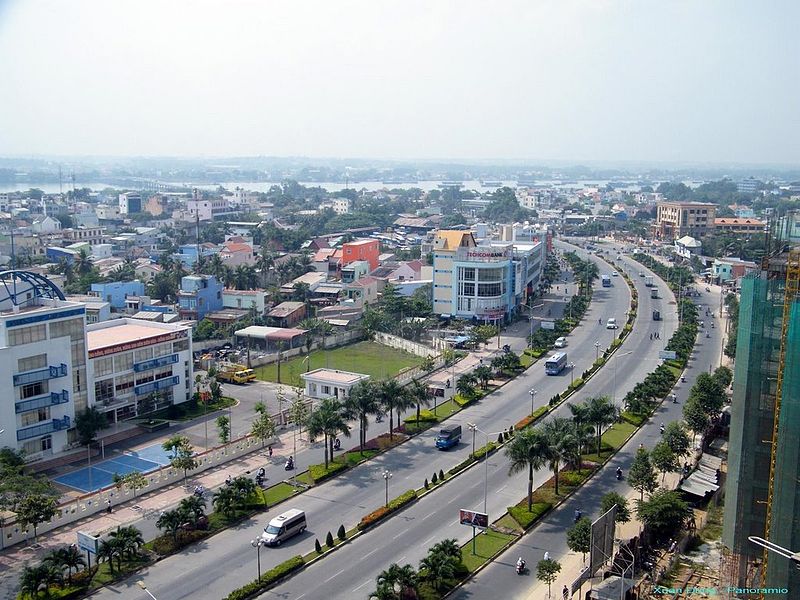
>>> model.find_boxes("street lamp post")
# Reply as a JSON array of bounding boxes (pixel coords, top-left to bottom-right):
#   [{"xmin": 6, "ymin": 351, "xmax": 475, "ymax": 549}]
[
  {"xmin": 137, "ymin": 581, "xmax": 158, "ymax": 600},
  {"xmin": 569, "ymin": 363, "xmax": 576, "ymax": 386},
  {"xmin": 251, "ymin": 538, "xmax": 267, "ymax": 580},
  {"xmin": 469, "ymin": 425, "xmax": 476, "ymax": 458},
  {"xmin": 382, "ymin": 469, "xmax": 392, "ymax": 507},
  {"xmin": 529, "ymin": 388, "xmax": 537, "ymax": 415},
  {"xmin": 466, "ymin": 423, "xmax": 500, "ymax": 515},
  {"xmin": 594, "ymin": 341, "xmax": 600, "ymax": 362}
]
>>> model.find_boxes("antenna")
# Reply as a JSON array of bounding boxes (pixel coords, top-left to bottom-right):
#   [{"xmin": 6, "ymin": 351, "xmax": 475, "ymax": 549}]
[{"xmin": 59, "ymin": 165, "xmax": 63, "ymax": 197}]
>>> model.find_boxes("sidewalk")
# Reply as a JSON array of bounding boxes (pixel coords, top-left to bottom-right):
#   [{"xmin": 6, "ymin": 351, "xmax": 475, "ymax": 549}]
[{"xmin": 522, "ymin": 471, "xmax": 684, "ymax": 600}]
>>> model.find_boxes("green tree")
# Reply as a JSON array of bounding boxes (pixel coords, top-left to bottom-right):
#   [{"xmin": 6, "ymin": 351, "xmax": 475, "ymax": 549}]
[
  {"xmin": 505, "ymin": 427, "xmax": 551, "ymax": 511},
  {"xmin": 156, "ymin": 509, "xmax": 184, "ymax": 543},
  {"xmin": 373, "ymin": 563, "xmax": 418, "ymax": 599},
  {"xmin": 662, "ymin": 422, "xmax": 691, "ymax": 459},
  {"xmin": 542, "ymin": 417, "xmax": 579, "ymax": 495},
  {"xmin": 650, "ymin": 441, "xmax": 679, "ymax": 483},
  {"xmin": 15, "ymin": 494, "xmax": 58, "ymax": 540},
  {"xmin": 307, "ymin": 397, "xmax": 350, "ymax": 469},
  {"xmin": 429, "ymin": 538, "xmax": 461, "ymax": 560},
  {"xmin": 112, "ymin": 470, "xmax": 148, "ymax": 498},
  {"xmin": 688, "ymin": 372, "xmax": 725, "ymax": 415},
  {"xmin": 251, "ymin": 411, "xmax": 276, "ymax": 449},
  {"xmin": 216, "ymin": 415, "xmax": 231, "ymax": 444},
  {"xmin": 109, "ymin": 525, "xmax": 144, "ymax": 561},
  {"xmin": 377, "ymin": 379, "xmax": 409, "ymax": 441},
  {"xmin": 600, "ymin": 492, "xmax": 631, "ymax": 523},
  {"xmin": 419, "ymin": 549, "xmax": 457, "ymax": 592},
  {"xmin": 43, "ymin": 545, "xmax": 86, "ymax": 584},
  {"xmin": 97, "ymin": 537, "xmax": 124, "ymax": 573},
  {"xmin": 712, "ymin": 365, "xmax": 733, "ymax": 389},
  {"xmin": 178, "ymin": 494, "xmax": 207, "ymax": 526},
  {"xmin": 536, "ymin": 558, "xmax": 562, "ymax": 598},
  {"xmin": 162, "ymin": 434, "xmax": 192, "ymax": 458},
  {"xmin": 75, "ymin": 406, "xmax": 108, "ymax": 446},
  {"xmin": 212, "ymin": 486, "xmax": 239, "ymax": 519},
  {"xmin": 342, "ymin": 380, "xmax": 380, "ymax": 455},
  {"xmin": 288, "ymin": 388, "xmax": 310, "ymax": 435},
  {"xmin": 474, "ymin": 365, "xmax": 492, "ymax": 390},
  {"xmin": 636, "ymin": 489, "xmax": 692, "ymax": 543},
  {"xmin": 566, "ymin": 517, "xmax": 592, "ymax": 562},
  {"xmin": 456, "ymin": 373, "xmax": 477, "ymax": 400},
  {"xmin": 164, "ymin": 436, "xmax": 197, "ymax": 483},
  {"xmin": 19, "ymin": 563, "xmax": 62, "ymax": 597},
  {"xmin": 406, "ymin": 378, "xmax": 431, "ymax": 424},
  {"xmin": 586, "ymin": 396, "xmax": 617, "ymax": 456},
  {"xmin": 683, "ymin": 397, "xmax": 710, "ymax": 445},
  {"xmin": 627, "ymin": 447, "xmax": 658, "ymax": 501}
]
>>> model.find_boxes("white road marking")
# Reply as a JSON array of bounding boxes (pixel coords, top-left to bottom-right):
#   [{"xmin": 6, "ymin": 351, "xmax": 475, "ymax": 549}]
[
  {"xmin": 352, "ymin": 580, "xmax": 371, "ymax": 593},
  {"xmin": 422, "ymin": 535, "xmax": 436, "ymax": 547},
  {"xmin": 422, "ymin": 512, "xmax": 434, "ymax": 520},
  {"xmin": 362, "ymin": 548, "xmax": 378, "ymax": 559},
  {"xmin": 324, "ymin": 569, "xmax": 344, "ymax": 583},
  {"xmin": 392, "ymin": 531, "xmax": 405, "ymax": 540}
]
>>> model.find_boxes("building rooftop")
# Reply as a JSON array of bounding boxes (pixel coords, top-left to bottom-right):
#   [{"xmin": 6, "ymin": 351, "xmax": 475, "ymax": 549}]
[
  {"xmin": 301, "ymin": 368, "xmax": 370, "ymax": 385},
  {"xmin": 234, "ymin": 325, "xmax": 307, "ymax": 340},
  {"xmin": 344, "ymin": 239, "xmax": 377, "ymax": 247},
  {"xmin": 268, "ymin": 301, "xmax": 306, "ymax": 318},
  {"xmin": 86, "ymin": 320, "xmax": 188, "ymax": 352}
]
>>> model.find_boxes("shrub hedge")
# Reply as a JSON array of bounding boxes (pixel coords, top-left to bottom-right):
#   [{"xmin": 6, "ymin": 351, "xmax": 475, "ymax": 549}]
[
  {"xmin": 308, "ymin": 461, "xmax": 348, "ymax": 483},
  {"xmin": 357, "ymin": 489, "xmax": 418, "ymax": 531},
  {"xmin": 223, "ymin": 555, "xmax": 304, "ymax": 600},
  {"xmin": 508, "ymin": 502, "xmax": 552, "ymax": 529}
]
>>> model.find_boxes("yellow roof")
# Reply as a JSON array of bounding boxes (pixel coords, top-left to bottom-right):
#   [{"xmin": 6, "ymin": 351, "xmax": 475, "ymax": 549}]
[{"xmin": 435, "ymin": 230, "xmax": 475, "ymax": 250}]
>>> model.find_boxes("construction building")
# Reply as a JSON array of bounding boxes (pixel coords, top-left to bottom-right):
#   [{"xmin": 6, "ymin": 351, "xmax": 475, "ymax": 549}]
[{"xmin": 722, "ymin": 211, "xmax": 800, "ymax": 593}]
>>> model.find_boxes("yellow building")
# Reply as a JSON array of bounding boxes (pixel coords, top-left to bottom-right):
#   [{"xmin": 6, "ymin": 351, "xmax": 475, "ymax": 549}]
[{"xmin": 654, "ymin": 201, "xmax": 717, "ymax": 240}]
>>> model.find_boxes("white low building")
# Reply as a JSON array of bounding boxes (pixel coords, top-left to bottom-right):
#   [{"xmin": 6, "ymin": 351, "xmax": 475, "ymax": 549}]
[
  {"xmin": 300, "ymin": 368, "xmax": 369, "ymax": 400},
  {"xmin": 86, "ymin": 319, "xmax": 193, "ymax": 423}
]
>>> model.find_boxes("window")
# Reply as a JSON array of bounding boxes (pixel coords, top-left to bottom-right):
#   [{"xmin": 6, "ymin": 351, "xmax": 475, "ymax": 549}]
[
  {"xmin": 135, "ymin": 347, "xmax": 153, "ymax": 362},
  {"xmin": 153, "ymin": 343, "xmax": 171, "ymax": 358},
  {"xmin": 478, "ymin": 282, "xmax": 503, "ymax": 297},
  {"xmin": 478, "ymin": 267, "xmax": 505, "ymax": 281},
  {"xmin": 114, "ymin": 352, "xmax": 133, "ymax": 372},
  {"xmin": 8, "ymin": 324, "xmax": 47, "ymax": 346},
  {"xmin": 459, "ymin": 282, "xmax": 475, "ymax": 296},
  {"xmin": 460, "ymin": 267, "xmax": 475, "ymax": 281},
  {"xmin": 72, "ymin": 341, "xmax": 86, "ymax": 367},
  {"xmin": 49, "ymin": 318, "xmax": 84, "ymax": 341},
  {"xmin": 115, "ymin": 373, "xmax": 134, "ymax": 394},
  {"xmin": 94, "ymin": 356, "xmax": 113, "ymax": 377},
  {"xmin": 95, "ymin": 379, "xmax": 114, "ymax": 404},
  {"xmin": 18, "ymin": 354, "xmax": 47, "ymax": 372},
  {"xmin": 21, "ymin": 407, "xmax": 49, "ymax": 426},
  {"xmin": 322, "ymin": 385, "xmax": 330, "ymax": 395},
  {"xmin": 173, "ymin": 339, "xmax": 189, "ymax": 353},
  {"xmin": 21, "ymin": 381, "xmax": 47, "ymax": 399},
  {"xmin": 40, "ymin": 435, "xmax": 52, "ymax": 451}
]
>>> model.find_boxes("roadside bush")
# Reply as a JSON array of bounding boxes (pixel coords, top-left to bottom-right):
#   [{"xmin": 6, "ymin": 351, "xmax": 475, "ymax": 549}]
[
  {"xmin": 308, "ymin": 461, "xmax": 348, "ymax": 483},
  {"xmin": 337, "ymin": 524, "xmax": 346, "ymax": 541},
  {"xmin": 424, "ymin": 478, "xmax": 429, "ymax": 490},
  {"xmin": 315, "ymin": 539, "xmax": 322, "ymax": 553},
  {"xmin": 357, "ymin": 490, "xmax": 417, "ymax": 531},
  {"xmin": 438, "ymin": 469, "xmax": 444, "ymax": 481},
  {"xmin": 568, "ymin": 378, "xmax": 584, "ymax": 390},
  {"xmin": 432, "ymin": 472, "xmax": 438, "ymax": 484},
  {"xmin": 325, "ymin": 531, "xmax": 334, "ymax": 548},
  {"xmin": 223, "ymin": 556, "xmax": 304, "ymax": 600},
  {"xmin": 497, "ymin": 433, "xmax": 504, "ymax": 444},
  {"xmin": 621, "ymin": 411, "xmax": 645, "ymax": 426},
  {"xmin": 515, "ymin": 406, "xmax": 549, "ymax": 430},
  {"xmin": 473, "ymin": 442, "xmax": 497, "ymax": 461},
  {"xmin": 403, "ymin": 409, "xmax": 439, "ymax": 423},
  {"xmin": 508, "ymin": 502, "xmax": 552, "ymax": 529},
  {"xmin": 560, "ymin": 470, "xmax": 587, "ymax": 487},
  {"xmin": 448, "ymin": 456, "xmax": 475, "ymax": 476}
]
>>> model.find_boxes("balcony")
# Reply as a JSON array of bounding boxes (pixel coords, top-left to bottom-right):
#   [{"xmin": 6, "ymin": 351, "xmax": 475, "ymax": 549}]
[
  {"xmin": 135, "ymin": 375, "xmax": 180, "ymax": 396},
  {"xmin": 17, "ymin": 416, "xmax": 71, "ymax": 441},
  {"xmin": 15, "ymin": 390, "xmax": 70, "ymax": 413},
  {"xmin": 134, "ymin": 353, "xmax": 179, "ymax": 373},
  {"xmin": 13, "ymin": 364, "xmax": 68, "ymax": 387}
]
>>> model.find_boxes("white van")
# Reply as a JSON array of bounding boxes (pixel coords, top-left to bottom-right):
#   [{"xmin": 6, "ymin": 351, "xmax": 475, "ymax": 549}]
[
  {"xmin": 261, "ymin": 509, "xmax": 307, "ymax": 546},
  {"xmin": 606, "ymin": 318, "xmax": 618, "ymax": 329},
  {"xmin": 554, "ymin": 337, "xmax": 568, "ymax": 348}
]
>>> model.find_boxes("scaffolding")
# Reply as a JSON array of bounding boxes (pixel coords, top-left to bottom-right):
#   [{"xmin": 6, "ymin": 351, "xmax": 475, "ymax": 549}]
[{"xmin": 762, "ymin": 247, "xmax": 800, "ymax": 591}]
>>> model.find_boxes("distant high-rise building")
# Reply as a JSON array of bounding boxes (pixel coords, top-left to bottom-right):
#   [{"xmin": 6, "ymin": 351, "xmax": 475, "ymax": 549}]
[
  {"xmin": 722, "ymin": 212, "xmax": 800, "ymax": 591},
  {"xmin": 119, "ymin": 192, "xmax": 142, "ymax": 214}
]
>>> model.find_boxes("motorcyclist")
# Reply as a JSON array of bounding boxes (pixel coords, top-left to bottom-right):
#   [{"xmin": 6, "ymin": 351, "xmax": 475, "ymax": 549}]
[
  {"xmin": 616, "ymin": 466, "xmax": 623, "ymax": 479},
  {"xmin": 660, "ymin": 423, "xmax": 666, "ymax": 434},
  {"xmin": 334, "ymin": 438, "xmax": 341, "ymax": 450},
  {"xmin": 672, "ymin": 393, "xmax": 678, "ymax": 403},
  {"xmin": 516, "ymin": 557, "xmax": 526, "ymax": 572}
]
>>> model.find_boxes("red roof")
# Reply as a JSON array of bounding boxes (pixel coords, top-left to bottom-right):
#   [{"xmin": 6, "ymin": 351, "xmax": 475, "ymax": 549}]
[{"xmin": 222, "ymin": 242, "xmax": 252, "ymax": 253}]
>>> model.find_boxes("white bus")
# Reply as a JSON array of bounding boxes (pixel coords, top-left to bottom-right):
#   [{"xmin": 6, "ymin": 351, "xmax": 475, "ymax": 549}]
[{"xmin": 545, "ymin": 352, "xmax": 568, "ymax": 375}]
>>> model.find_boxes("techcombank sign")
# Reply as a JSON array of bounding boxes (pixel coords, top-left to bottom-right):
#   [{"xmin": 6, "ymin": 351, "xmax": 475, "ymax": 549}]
[{"xmin": 456, "ymin": 246, "xmax": 512, "ymax": 261}]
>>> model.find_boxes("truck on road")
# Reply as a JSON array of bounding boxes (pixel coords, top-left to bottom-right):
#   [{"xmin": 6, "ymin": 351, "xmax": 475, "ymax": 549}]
[
  {"xmin": 651, "ymin": 288, "xmax": 659, "ymax": 299},
  {"xmin": 601, "ymin": 274, "xmax": 611, "ymax": 287},
  {"xmin": 436, "ymin": 425, "xmax": 462, "ymax": 450},
  {"xmin": 217, "ymin": 363, "xmax": 256, "ymax": 384},
  {"xmin": 644, "ymin": 275, "xmax": 654, "ymax": 287}
]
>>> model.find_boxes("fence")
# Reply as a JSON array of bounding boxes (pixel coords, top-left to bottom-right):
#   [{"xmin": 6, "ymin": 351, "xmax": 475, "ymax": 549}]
[
  {"xmin": 247, "ymin": 330, "xmax": 364, "ymax": 368},
  {"xmin": 373, "ymin": 331, "xmax": 438, "ymax": 357},
  {"xmin": 0, "ymin": 413, "xmax": 309, "ymax": 550}
]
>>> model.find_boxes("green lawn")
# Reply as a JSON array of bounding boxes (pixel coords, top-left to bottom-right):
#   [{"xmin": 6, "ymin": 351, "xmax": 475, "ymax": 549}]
[
  {"xmin": 253, "ymin": 341, "xmax": 424, "ymax": 386},
  {"xmin": 147, "ymin": 395, "xmax": 236, "ymax": 421},
  {"xmin": 459, "ymin": 529, "xmax": 518, "ymax": 572}
]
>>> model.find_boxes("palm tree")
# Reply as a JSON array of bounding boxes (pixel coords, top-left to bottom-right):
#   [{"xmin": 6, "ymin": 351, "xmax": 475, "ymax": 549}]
[
  {"xmin": 586, "ymin": 396, "xmax": 617, "ymax": 456},
  {"xmin": 74, "ymin": 248, "xmax": 92, "ymax": 275},
  {"xmin": 97, "ymin": 538, "xmax": 123, "ymax": 574},
  {"xmin": 212, "ymin": 486, "xmax": 240, "ymax": 519},
  {"xmin": 342, "ymin": 380, "xmax": 380, "ymax": 455},
  {"xmin": 407, "ymin": 379, "xmax": 431, "ymax": 425},
  {"xmin": 429, "ymin": 538, "xmax": 460, "ymax": 560},
  {"xmin": 505, "ymin": 427, "xmax": 551, "ymax": 512},
  {"xmin": 178, "ymin": 494, "xmax": 206, "ymax": 524},
  {"xmin": 19, "ymin": 564, "xmax": 62, "ymax": 598},
  {"xmin": 207, "ymin": 253, "xmax": 226, "ymax": 281},
  {"xmin": 419, "ymin": 550, "xmax": 457, "ymax": 592},
  {"xmin": 43, "ymin": 546, "xmax": 86, "ymax": 584},
  {"xmin": 376, "ymin": 563, "xmax": 418, "ymax": 599},
  {"xmin": 109, "ymin": 525, "xmax": 144, "ymax": 561},
  {"xmin": 222, "ymin": 265, "xmax": 235, "ymax": 288},
  {"xmin": 256, "ymin": 248, "xmax": 275, "ymax": 287},
  {"xmin": 456, "ymin": 374, "xmax": 477, "ymax": 399},
  {"xmin": 307, "ymin": 397, "xmax": 350, "ymax": 469},
  {"xmin": 377, "ymin": 380, "xmax": 407, "ymax": 441},
  {"xmin": 474, "ymin": 365, "xmax": 492, "ymax": 390},
  {"xmin": 156, "ymin": 509, "xmax": 184, "ymax": 543},
  {"xmin": 542, "ymin": 417, "xmax": 580, "ymax": 495}
]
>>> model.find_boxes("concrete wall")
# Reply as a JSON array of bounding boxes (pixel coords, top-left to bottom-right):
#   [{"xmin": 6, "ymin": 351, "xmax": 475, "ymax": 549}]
[{"xmin": 373, "ymin": 331, "xmax": 438, "ymax": 358}]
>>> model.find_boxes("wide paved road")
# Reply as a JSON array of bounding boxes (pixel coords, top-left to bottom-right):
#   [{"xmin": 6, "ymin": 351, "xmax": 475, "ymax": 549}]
[
  {"xmin": 89, "ymin": 246, "xmax": 625, "ymax": 600},
  {"xmin": 257, "ymin": 245, "xmax": 677, "ymax": 600},
  {"xmin": 452, "ymin": 249, "xmax": 724, "ymax": 600}
]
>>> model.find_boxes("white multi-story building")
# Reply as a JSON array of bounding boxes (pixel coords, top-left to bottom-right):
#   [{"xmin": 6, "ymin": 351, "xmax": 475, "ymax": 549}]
[
  {"xmin": 0, "ymin": 275, "xmax": 88, "ymax": 461},
  {"xmin": 86, "ymin": 319, "xmax": 193, "ymax": 423},
  {"xmin": 432, "ymin": 230, "xmax": 546, "ymax": 323},
  {"xmin": 332, "ymin": 197, "xmax": 351, "ymax": 215}
]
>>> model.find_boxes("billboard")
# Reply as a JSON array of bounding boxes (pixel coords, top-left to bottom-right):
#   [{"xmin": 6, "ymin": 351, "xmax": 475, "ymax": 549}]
[
  {"xmin": 459, "ymin": 509, "xmax": 488, "ymax": 529},
  {"xmin": 589, "ymin": 505, "xmax": 617, "ymax": 576},
  {"xmin": 540, "ymin": 320, "xmax": 556, "ymax": 330},
  {"xmin": 658, "ymin": 350, "xmax": 677, "ymax": 360},
  {"xmin": 77, "ymin": 531, "xmax": 100, "ymax": 555}
]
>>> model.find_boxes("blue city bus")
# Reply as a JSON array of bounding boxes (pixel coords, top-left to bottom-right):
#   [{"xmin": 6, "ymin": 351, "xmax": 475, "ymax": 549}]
[{"xmin": 545, "ymin": 352, "xmax": 568, "ymax": 375}]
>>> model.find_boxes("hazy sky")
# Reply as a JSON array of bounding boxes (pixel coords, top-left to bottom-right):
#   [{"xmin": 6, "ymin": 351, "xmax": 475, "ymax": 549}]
[{"xmin": 0, "ymin": 0, "xmax": 798, "ymax": 164}]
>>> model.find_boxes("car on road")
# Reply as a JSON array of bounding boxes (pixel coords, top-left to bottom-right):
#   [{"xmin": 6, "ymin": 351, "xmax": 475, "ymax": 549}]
[
  {"xmin": 554, "ymin": 337, "xmax": 568, "ymax": 348},
  {"xmin": 606, "ymin": 318, "xmax": 618, "ymax": 329},
  {"xmin": 612, "ymin": 271, "xmax": 618, "ymax": 277},
  {"xmin": 639, "ymin": 271, "xmax": 645, "ymax": 277},
  {"xmin": 261, "ymin": 509, "xmax": 307, "ymax": 546}
]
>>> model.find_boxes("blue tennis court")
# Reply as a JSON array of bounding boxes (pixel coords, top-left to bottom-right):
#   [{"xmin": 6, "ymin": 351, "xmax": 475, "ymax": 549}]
[{"xmin": 55, "ymin": 443, "xmax": 173, "ymax": 493}]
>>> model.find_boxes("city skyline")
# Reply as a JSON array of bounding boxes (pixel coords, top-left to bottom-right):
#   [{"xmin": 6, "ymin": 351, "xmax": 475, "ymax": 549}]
[{"xmin": 1, "ymin": 0, "xmax": 798, "ymax": 164}]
